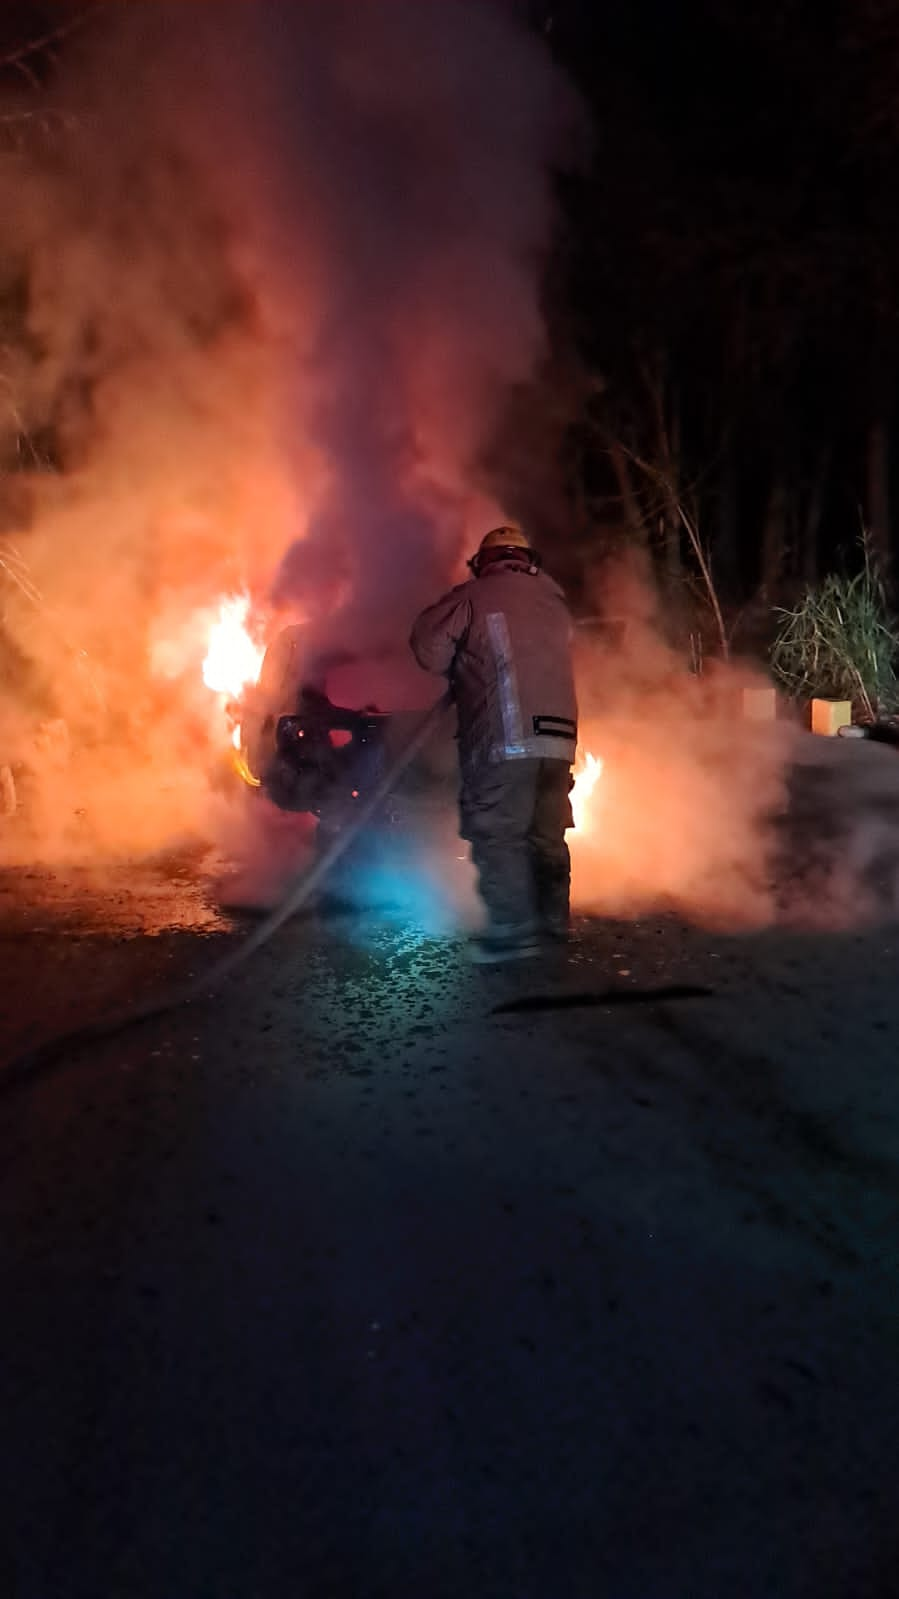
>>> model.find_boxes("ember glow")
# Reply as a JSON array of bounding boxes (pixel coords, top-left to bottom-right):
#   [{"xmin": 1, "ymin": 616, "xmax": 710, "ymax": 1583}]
[
  {"xmin": 570, "ymin": 750, "xmax": 603, "ymax": 833},
  {"xmin": 232, "ymin": 748, "xmax": 262, "ymax": 789}
]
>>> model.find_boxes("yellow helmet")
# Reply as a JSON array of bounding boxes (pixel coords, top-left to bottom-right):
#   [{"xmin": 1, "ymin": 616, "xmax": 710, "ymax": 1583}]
[
  {"xmin": 478, "ymin": 524, "xmax": 529, "ymax": 554},
  {"xmin": 469, "ymin": 524, "xmax": 539, "ymax": 576}
]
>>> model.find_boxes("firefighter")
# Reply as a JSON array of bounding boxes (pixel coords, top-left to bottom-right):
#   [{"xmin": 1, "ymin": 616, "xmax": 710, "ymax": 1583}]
[{"xmin": 410, "ymin": 524, "xmax": 578, "ymax": 963}]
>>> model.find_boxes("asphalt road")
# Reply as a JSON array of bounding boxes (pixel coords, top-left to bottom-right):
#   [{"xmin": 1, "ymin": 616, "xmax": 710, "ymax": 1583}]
[{"xmin": 1, "ymin": 816, "xmax": 898, "ymax": 1598}]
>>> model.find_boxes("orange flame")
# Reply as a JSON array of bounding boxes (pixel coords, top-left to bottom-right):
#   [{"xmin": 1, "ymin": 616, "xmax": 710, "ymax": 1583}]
[
  {"xmin": 201, "ymin": 595, "xmax": 265, "ymax": 783},
  {"xmin": 202, "ymin": 595, "xmax": 265, "ymax": 700},
  {"xmin": 570, "ymin": 749, "xmax": 603, "ymax": 832}
]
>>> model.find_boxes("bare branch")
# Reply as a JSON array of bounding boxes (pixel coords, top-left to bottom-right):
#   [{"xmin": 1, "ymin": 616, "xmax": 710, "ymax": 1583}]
[
  {"xmin": 0, "ymin": 540, "xmax": 106, "ymax": 711},
  {"xmin": 619, "ymin": 443, "xmax": 730, "ymax": 661},
  {"xmin": 0, "ymin": 3, "xmax": 108, "ymax": 80}
]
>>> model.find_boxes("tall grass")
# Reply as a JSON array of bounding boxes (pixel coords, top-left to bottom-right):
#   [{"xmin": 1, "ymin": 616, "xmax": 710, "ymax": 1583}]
[{"xmin": 771, "ymin": 540, "xmax": 899, "ymax": 720}]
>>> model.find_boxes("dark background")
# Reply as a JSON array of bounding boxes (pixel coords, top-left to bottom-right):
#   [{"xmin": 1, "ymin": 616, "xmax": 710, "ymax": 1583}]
[{"xmin": 500, "ymin": 0, "xmax": 899, "ymax": 628}]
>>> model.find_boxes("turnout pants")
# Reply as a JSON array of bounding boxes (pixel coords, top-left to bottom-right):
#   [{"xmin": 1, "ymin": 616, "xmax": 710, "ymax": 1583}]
[{"xmin": 460, "ymin": 757, "xmax": 573, "ymax": 934}]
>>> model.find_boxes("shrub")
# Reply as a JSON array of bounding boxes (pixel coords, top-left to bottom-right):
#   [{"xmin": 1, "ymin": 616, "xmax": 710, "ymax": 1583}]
[{"xmin": 770, "ymin": 541, "xmax": 899, "ymax": 720}]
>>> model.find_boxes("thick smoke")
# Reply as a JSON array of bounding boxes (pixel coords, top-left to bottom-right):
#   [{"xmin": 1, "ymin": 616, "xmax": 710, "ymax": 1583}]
[
  {"xmin": 0, "ymin": 1, "xmax": 576, "ymax": 860},
  {"xmin": 568, "ymin": 555, "xmax": 796, "ymax": 928},
  {"xmin": 568, "ymin": 555, "xmax": 899, "ymax": 931}
]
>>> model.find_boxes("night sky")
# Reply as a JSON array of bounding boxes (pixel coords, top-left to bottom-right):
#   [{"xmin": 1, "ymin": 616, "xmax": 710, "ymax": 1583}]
[{"xmin": 538, "ymin": 0, "xmax": 899, "ymax": 606}]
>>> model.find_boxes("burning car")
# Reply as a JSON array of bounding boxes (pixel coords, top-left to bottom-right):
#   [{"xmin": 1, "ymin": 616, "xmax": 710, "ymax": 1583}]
[
  {"xmin": 229, "ymin": 621, "xmax": 450, "ymax": 864},
  {"xmin": 201, "ymin": 602, "xmax": 601, "ymax": 901},
  {"xmin": 246, "ymin": 679, "xmax": 396, "ymax": 826}
]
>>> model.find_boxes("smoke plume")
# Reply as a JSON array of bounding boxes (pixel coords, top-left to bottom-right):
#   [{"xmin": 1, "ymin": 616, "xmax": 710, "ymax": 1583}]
[{"xmin": 0, "ymin": 1, "xmax": 576, "ymax": 861}]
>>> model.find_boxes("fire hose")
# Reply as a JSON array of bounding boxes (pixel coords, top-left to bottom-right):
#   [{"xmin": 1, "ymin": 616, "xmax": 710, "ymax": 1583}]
[{"xmin": 0, "ymin": 690, "xmax": 453, "ymax": 1097}]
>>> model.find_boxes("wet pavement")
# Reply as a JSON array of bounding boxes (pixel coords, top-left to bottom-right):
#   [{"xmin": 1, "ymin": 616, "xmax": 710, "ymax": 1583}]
[{"xmin": 1, "ymin": 844, "xmax": 898, "ymax": 1598}]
